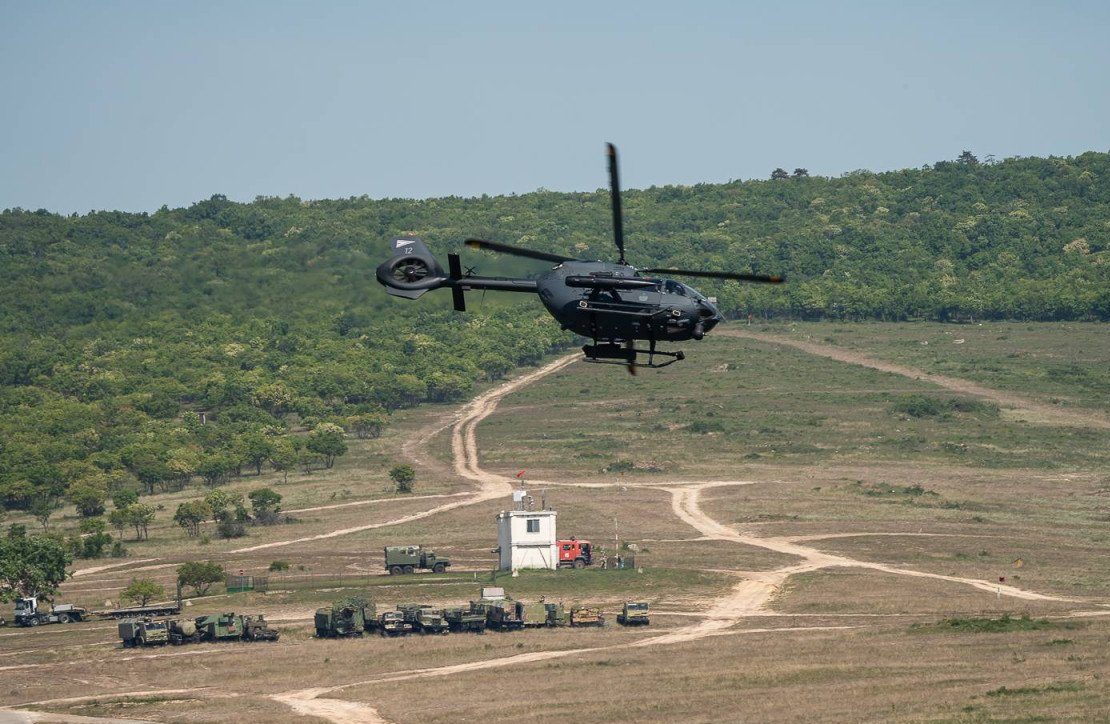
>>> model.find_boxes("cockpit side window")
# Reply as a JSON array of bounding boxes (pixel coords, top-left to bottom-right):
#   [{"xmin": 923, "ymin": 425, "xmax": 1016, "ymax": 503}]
[{"xmin": 664, "ymin": 280, "xmax": 686, "ymax": 296}]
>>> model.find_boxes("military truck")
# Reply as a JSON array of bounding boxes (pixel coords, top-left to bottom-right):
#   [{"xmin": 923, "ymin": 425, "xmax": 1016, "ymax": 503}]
[
  {"xmin": 118, "ymin": 618, "xmax": 169, "ymax": 647},
  {"xmin": 378, "ymin": 610, "xmax": 411, "ymax": 637},
  {"xmin": 443, "ymin": 605, "xmax": 487, "ymax": 633},
  {"xmin": 384, "ymin": 545, "xmax": 451, "ymax": 575},
  {"xmin": 167, "ymin": 618, "xmax": 200, "ymax": 645},
  {"xmin": 14, "ymin": 597, "xmax": 89, "ymax": 626},
  {"xmin": 195, "ymin": 612, "xmax": 279, "ymax": 642},
  {"xmin": 398, "ymin": 604, "xmax": 449, "ymax": 635},
  {"xmin": 617, "ymin": 601, "xmax": 650, "ymax": 626},
  {"xmin": 569, "ymin": 604, "xmax": 604, "ymax": 627},
  {"xmin": 242, "ymin": 614, "xmax": 280, "ymax": 641},
  {"xmin": 316, "ymin": 598, "xmax": 376, "ymax": 638},
  {"xmin": 483, "ymin": 599, "xmax": 524, "ymax": 631},
  {"xmin": 520, "ymin": 600, "xmax": 550, "ymax": 628},
  {"xmin": 544, "ymin": 602, "xmax": 568, "ymax": 627}
]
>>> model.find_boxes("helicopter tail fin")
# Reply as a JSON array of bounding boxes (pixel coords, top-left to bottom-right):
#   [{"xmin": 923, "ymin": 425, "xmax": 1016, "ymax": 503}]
[{"xmin": 376, "ymin": 237, "xmax": 449, "ymax": 300}]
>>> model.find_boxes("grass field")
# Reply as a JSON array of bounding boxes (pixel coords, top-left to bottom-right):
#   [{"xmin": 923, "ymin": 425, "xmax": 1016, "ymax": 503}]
[{"xmin": 2, "ymin": 322, "xmax": 1108, "ymax": 722}]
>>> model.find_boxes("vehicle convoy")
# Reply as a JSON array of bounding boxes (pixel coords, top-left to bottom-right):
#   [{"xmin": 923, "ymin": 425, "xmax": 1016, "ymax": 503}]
[
  {"xmin": 194, "ymin": 612, "xmax": 279, "ymax": 642},
  {"xmin": 617, "ymin": 601, "xmax": 650, "ymax": 626},
  {"xmin": 316, "ymin": 598, "xmax": 376, "ymax": 638},
  {"xmin": 384, "ymin": 545, "xmax": 451, "ymax": 575},
  {"xmin": 398, "ymin": 604, "xmax": 449, "ymax": 635},
  {"xmin": 557, "ymin": 539, "xmax": 594, "ymax": 569},
  {"xmin": 375, "ymin": 144, "xmax": 784, "ymax": 373},
  {"xmin": 14, "ymin": 597, "xmax": 89, "ymax": 626},
  {"xmin": 570, "ymin": 604, "xmax": 605, "ymax": 627},
  {"xmin": 378, "ymin": 610, "xmax": 411, "ymax": 637}
]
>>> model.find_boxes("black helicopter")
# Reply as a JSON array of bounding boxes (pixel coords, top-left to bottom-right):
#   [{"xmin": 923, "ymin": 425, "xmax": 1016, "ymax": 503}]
[{"xmin": 376, "ymin": 143, "xmax": 784, "ymax": 373}]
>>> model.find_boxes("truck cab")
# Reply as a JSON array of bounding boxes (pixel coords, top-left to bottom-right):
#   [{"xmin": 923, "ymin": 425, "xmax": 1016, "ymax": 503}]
[{"xmin": 558, "ymin": 539, "xmax": 593, "ymax": 569}]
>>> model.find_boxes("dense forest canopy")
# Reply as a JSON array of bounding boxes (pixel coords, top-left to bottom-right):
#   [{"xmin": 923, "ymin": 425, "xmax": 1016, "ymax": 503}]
[{"xmin": 0, "ymin": 150, "xmax": 1107, "ymax": 515}]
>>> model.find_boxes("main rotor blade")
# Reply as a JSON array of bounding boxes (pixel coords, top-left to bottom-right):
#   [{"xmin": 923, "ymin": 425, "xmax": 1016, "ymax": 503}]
[
  {"xmin": 464, "ymin": 238, "xmax": 574, "ymax": 264},
  {"xmin": 606, "ymin": 143, "xmax": 626, "ymax": 265},
  {"xmin": 640, "ymin": 268, "xmax": 785, "ymax": 284}
]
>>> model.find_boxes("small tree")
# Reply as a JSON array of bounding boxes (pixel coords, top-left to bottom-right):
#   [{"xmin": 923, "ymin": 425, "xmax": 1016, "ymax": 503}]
[
  {"xmin": 108, "ymin": 507, "xmax": 130, "ymax": 537},
  {"xmin": 68, "ymin": 477, "xmax": 108, "ymax": 518},
  {"xmin": 173, "ymin": 500, "xmax": 213, "ymax": 537},
  {"xmin": 123, "ymin": 503, "xmax": 155, "ymax": 541},
  {"xmin": 176, "ymin": 561, "xmax": 224, "ymax": 596},
  {"xmin": 268, "ymin": 438, "xmax": 299, "ymax": 484},
  {"xmin": 248, "ymin": 488, "xmax": 282, "ymax": 525},
  {"xmin": 389, "ymin": 464, "xmax": 416, "ymax": 494},
  {"xmin": 792, "ymin": 167, "xmax": 810, "ymax": 178},
  {"xmin": 29, "ymin": 496, "xmax": 59, "ymax": 531},
  {"xmin": 240, "ymin": 432, "xmax": 275, "ymax": 476},
  {"xmin": 121, "ymin": 578, "xmax": 164, "ymax": 607},
  {"xmin": 111, "ymin": 488, "xmax": 139, "ymax": 510},
  {"xmin": 268, "ymin": 560, "xmax": 290, "ymax": 572},
  {"xmin": 771, "ymin": 167, "xmax": 790, "ymax": 180},
  {"xmin": 78, "ymin": 517, "xmax": 112, "ymax": 558},
  {"xmin": 306, "ymin": 423, "xmax": 348, "ymax": 469}
]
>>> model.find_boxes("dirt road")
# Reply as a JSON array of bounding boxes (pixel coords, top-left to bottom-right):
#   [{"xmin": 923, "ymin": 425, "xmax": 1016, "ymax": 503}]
[{"xmin": 720, "ymin": 329, "xmax": 1110, "ymax": 429}]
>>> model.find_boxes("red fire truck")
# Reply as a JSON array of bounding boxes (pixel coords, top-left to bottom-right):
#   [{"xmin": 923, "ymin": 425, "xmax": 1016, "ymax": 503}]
[{"xmin": 557, "ymin": 538, "xmax": 593, "ymax": 569}]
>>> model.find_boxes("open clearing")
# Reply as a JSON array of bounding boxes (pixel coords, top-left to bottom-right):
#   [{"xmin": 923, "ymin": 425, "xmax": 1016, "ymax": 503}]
[{"xmin": 2, "ymin": 322, "xmax": 1108, "ymax": 722}]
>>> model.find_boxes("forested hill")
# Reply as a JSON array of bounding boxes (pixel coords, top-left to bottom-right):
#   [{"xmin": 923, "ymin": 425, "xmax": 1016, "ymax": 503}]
[{"xmin": 0, "ymin": 150, "xmax": 1107, "ymax": 515}]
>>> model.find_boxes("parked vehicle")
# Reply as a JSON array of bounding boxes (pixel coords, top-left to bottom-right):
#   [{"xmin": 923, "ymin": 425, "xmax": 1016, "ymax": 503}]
[
  {"xmin": 398, "ymin": 603, "xmax": 449, "ymax": 635},
  {"xmin": 13, "ymin": 597, "xmax": 89, "ymax": 626},
  {"xmin": 616, "ymin": 601, "xmax": 650, "ymax": 626},
  {"xmin": 384, "ymin": 545, "xmax": 451, "ymax": 575},
  {"xmin": 544, "ymin": 602, "xmax": 568, "ymax": 627},
  {"xmin": 443, "ymin": 605, "xmax": 487, "ymax": 633},
  {"xmin": 118, "ymin": 618, "xmax": 169, "ymax": 647},
  {"xmin": 316, "ymin": 599, "xmax": 375, "ymax": 638},
  {"xmin": 242, "ymin": 614, "xmax": 280, "ymax": 641},
  {"xmin": 98, "ymin": 598, "xmax": 182, "ymax": 620},
  {"xmin": 378, "ymin": 610, "xmax": 411, "ymax": 637},
  {"xmin": 194, "ymin": 612, "xmax": 279, "ymax": 642},
  {"xmin": 569, "ymin": 604, "xmax": 604, "ymax": 627},
  {"xmin": 557, "ymin": 539, "xmax": 594, "ymax": 569},
  {"xmin": 520, "ymin": 600, "xmax": 550, "ymax": 628},
  {"xmin": 167, "ymin": 618, "xmax": 200, "ymax": 645}
]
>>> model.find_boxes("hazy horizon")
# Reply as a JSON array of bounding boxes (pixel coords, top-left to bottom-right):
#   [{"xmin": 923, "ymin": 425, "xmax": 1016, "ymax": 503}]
[{"xmin": 3, "ymin": 1, "xmax": 1109, "ymax": 214}]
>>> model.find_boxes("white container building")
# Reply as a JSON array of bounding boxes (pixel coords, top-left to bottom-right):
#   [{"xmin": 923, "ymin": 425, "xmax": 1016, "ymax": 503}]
[{"xmin": 496, "ymin": 509, "xmax": 557, "ymax": 571}]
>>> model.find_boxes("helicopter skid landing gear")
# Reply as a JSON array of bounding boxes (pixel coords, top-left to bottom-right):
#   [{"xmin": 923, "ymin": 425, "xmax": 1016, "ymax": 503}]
[{"xmin": 582, "ymin": 342, "xmax": 685, "ymax": 372}]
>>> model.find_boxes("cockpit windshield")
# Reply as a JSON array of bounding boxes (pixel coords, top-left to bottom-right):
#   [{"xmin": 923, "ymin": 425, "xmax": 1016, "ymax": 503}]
[{"xmin": 663, "ymin": 280, "xmax": 686, "ymax": 296}]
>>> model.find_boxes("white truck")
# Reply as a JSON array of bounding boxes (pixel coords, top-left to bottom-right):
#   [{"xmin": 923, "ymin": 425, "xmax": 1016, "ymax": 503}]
[{"xmin": 13, "ymin": 596, "xmax": 89, "ymax": 626}]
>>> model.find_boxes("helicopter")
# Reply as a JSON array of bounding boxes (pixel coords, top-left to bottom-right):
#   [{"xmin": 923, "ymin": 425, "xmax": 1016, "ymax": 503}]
[{"xmin": 376, "ymin": 143, "xmax": 784, "ymax": 373}]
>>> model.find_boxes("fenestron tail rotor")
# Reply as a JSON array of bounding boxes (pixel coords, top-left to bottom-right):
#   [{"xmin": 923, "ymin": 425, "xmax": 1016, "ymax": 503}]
[
  {"xmin": 639, "ymin": 268, "xmax": 785, "ymax": 284},
  {"xmin": 607, "ymin": 142, "xmax": 626, "ymax": 265}
]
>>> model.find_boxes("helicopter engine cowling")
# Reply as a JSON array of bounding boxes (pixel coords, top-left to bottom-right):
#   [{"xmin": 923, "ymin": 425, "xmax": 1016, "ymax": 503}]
[{"xmin": 376, "ymin": 237, "xmax": 449, "ymax": 300}]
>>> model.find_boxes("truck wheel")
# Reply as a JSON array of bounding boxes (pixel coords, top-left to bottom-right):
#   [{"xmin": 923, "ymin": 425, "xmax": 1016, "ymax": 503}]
[
  {"xmin": 28, "ymin": 618, "xmax": 39, "ymax": 627},
  {"xmin": 389, "ymin": 565, "xmax": 403, "ymax": 576},
  {"xmin": 59, "ymin": 614, "xmax": 73, "ymax": 624},
  {"xmin": 403, "ymin": 565, "xmax": 414, "ymax": 575},
  {"xmin": 573, "ymin": 559, "xmax": 586, "ymax": 569},
  {"xmin": 433, "ymin": 563, "xmax": 446, "ymax": 574}
]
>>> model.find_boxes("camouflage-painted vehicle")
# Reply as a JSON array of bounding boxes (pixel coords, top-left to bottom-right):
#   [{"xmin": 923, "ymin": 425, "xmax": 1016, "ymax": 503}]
[
  {"xmin": 616, "ymin": 601, "xmax": 650, "ymax": 626},
  {"xmin": 195, "ymin": 612, "xmax": 279, "ymax": 642},
  {"xmin": 443, "ymin": 605, "xmax": 487, "ymax": 633},
  {"xmin": 544, "ymin": 602, "xmax": 568, "ymax": 628},
  {"xmin": 316, "ymin": 598, "xmax": 375, "ymax": 638},
  {"xmin": 520, "ymin": 600, "xmax": 550, "ymax": 628},
  {"xmin": 384, "ymin": 545, "xmax": 451, "ymax": 575},
  {"xmin": 378, "ymin": 610, "xmax": 411, "ymax": 637},
  {"xmin": 483, "ymin": 599, "xmax": 524, "ymax": 631},
  {"xmin": 118, "ymin": 618, "xmax": 169, "ymax": 647},
  {"xmin": 242, "ymin": 614, "xmax": 280, "ymax": 641},
  {"xmin": 398, "ymin": 604, "xmax": 450, "ymax": 635},
  {"xmin": 569, "ymin": 605, "xmax": 604, "ymax": 627},
  {"xmin": 167, "ymin": 618, "xmax": 200, "ymax": 645}
]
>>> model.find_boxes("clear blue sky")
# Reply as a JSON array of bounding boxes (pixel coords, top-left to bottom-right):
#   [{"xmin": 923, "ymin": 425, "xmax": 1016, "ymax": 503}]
[{"xmin": 2, "ymin": 1, "xmax": 1108, "ymax": 213}]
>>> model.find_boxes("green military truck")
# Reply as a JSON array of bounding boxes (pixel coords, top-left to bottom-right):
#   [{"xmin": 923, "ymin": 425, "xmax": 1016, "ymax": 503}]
[
  {"xmin": 398, "ymin": 603, "xmax": 449, "ymax": 635},
  {"xmin": 119, "ymin": 618, "xmax": 169, "ymax": 647},
  {"xmin": 617, "ymin": 601, "xmax": 650, "ymax": 626},
  {"xmin": 384, "ymin": 545, "xmax": 451, "ymax": 575},
  {"xmin": 544, "ymin": 602, "xmax": 568, "ymax": 627},
  {"xmin": 520, "ymin": 600, "xmax": 550, "ymax": 628},
  {"xmin": 195, "ymin": 612, "xmax": 280, "ymax": 642},
  {"xmin": 167, "ymin": 618, "xmax": 200, "ymax": 645},
  {"xmin": 377, "ymin": 610, "xmax": 411, "ymax": 637},
  {"xmin": 316, "ymin": 598, "xmax": 376, "ymax": 638},
  {"xmin": 443, "ymin": 605, "xmax": 487, "ymax": 633}
]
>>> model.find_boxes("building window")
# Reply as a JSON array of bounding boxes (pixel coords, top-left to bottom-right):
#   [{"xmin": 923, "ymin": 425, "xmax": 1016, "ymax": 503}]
[{"xmin": 526, "ymin": 518, "xmax": 540, "ymax": 533}]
